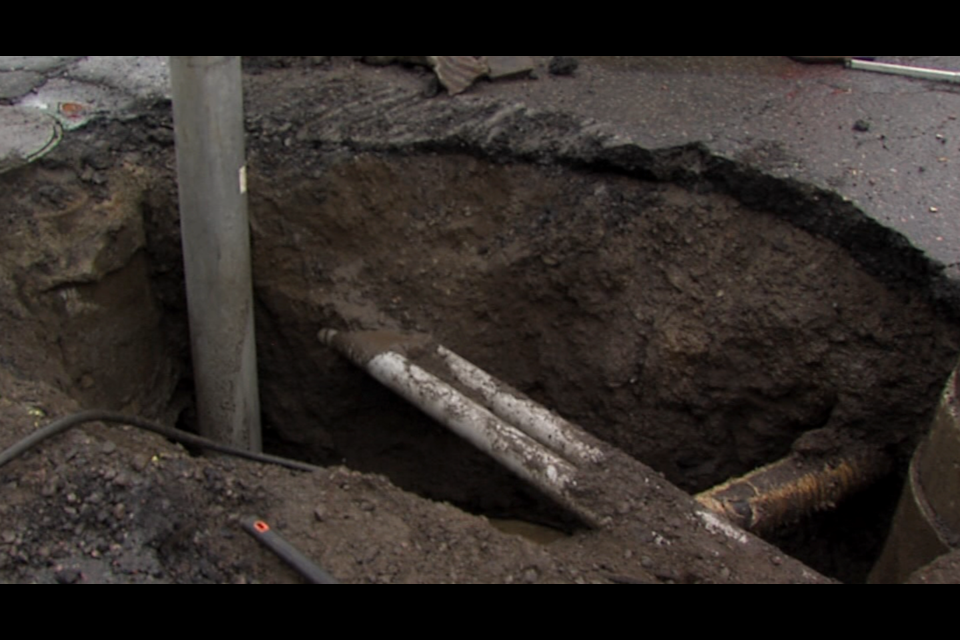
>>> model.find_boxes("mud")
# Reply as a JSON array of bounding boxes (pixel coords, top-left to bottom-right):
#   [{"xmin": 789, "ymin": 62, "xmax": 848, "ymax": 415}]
[{"xmin": 2, "ymin": 60, "xmax": 960, "ymax": 583}]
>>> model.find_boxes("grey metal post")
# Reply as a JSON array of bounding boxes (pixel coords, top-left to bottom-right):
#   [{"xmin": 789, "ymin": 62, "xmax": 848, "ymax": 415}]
[{"xmin": 169, "ymin": 56, "xmax": 261, "ymax": 452}]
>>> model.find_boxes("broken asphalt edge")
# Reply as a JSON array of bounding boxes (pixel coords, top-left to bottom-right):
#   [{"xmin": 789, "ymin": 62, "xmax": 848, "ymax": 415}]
[
  {"xmin": 241, "ymin": 85, "xmax": 960, "ymax": 326},
  {"xmin": 13, "ymin": 82, "xmax": 960, "ymax": 327}
]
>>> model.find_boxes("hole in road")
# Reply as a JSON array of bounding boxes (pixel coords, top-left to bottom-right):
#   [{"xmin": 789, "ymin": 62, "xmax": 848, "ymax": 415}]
[{"xmin": 7, "ymin": 150, "xmax": 957, "ymax": 580}]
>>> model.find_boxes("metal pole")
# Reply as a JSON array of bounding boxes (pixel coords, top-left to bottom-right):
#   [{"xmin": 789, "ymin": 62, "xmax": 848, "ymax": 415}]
[
  {"xmin": 847, "ymin": 59, "xmax": 960, "ymax": 84},
  {"xmin": 169, "ymin": 56, "xmax": 261, "ymax": 452}
]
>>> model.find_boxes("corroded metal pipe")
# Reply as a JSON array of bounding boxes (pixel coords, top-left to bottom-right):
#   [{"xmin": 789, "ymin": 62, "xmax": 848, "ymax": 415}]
[{"xmin": 696, "ymin": 449, "xmax": 893, "ymax": 535}]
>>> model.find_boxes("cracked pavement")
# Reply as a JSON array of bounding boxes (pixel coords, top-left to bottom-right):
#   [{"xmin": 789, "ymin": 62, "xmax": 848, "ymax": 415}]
[{"xmin": 484, "ymin": 56, "xmax": 960, "ymax": 276}]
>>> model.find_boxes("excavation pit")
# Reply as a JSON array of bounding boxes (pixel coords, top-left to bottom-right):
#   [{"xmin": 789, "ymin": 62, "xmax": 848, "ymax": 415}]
[
  {"xmin": 244, "ymin": 152, "xmax": 960, "ymax": 581},
  {"xmin": 1, "ymin": 89, "xmax": 959, "ymax": 583}
]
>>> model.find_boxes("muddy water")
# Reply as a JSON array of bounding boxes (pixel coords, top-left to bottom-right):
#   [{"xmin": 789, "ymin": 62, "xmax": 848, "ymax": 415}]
[{"xmin": 488, "ymin": 519, "xmax": 569, "ymax": 545}]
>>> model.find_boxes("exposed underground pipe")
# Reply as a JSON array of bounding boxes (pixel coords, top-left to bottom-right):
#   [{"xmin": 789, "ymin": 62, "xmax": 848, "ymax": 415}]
[
  {"xmin": 695, "ymin": 448, "xmax": 893, "ymax": 536},
  {"xmin": 319, "ymin": 329, "xmax": 602, "ymax": 526},
  {"xmin": 435, "ymin": 346, "xmax": 605, "ymax": 466},
  {"xmin": 169, "ymin": 56, "xmax": 262, "ymax": 452},
  {"xmin": 321, "ymin": 329, "xmax": 895, "ymax": 541}
]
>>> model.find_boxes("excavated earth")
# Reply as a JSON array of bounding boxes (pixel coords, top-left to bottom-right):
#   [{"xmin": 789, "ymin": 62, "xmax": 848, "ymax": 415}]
[{"xmin": 1, "ymin": 58, "xmax": 959, "ymax": 583}]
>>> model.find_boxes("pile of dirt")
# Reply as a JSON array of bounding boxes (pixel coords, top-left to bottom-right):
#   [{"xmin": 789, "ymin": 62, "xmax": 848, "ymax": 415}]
[
  {"xmin": 0, "ymin": 410, "xmax": 831, "ymax": 584},
  {"xmin": 0, "ymin": 412, "xmax": 568, "ymax": 584}
]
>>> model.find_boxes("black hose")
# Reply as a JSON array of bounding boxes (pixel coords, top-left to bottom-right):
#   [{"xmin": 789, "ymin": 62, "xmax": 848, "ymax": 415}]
[
  {"xmin": 241, "ymin": 517, "xmax": 339, "ymax": 585},
  {"xmin": 0, "ymin": 410, "xmax": 322, "ymax": 473}
]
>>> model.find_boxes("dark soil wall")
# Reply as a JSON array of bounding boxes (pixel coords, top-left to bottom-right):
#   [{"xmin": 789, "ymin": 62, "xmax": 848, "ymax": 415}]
[{"xmin": 243, "ymin": 153, "xmax": 960, "ymax": 499}]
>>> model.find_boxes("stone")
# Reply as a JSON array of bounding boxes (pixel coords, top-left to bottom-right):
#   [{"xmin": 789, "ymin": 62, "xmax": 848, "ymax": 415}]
[
  {"xmin": 549, "ymin": 56, "xmax": 579, "ymax": 76},
  {"xmin": 55, "ymin": 568, "xmax": 83, "ymax": 584},
  {"xmin": 432, "ymin": 56, "xmax": 489, "ymax": 96},
  {"xmin": 422, "ymin": 76, "xmax": 441, "ymax": 99},
  {"xmin": 486, "ymin": 56, "xmax": 535, "ymax": 79}
]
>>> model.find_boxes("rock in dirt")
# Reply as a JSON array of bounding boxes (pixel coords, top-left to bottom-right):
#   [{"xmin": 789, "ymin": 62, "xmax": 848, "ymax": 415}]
[
  {"xmin": 432, "ymin": 56, "xmax": 489, "ymax": 95},
  {"xmin": 549, "ymin": 56, "xmax": 579, "ymax": 76},
  {"xmin": 422, "ymin": 75, "xmax": 442, "ymax": 99},
  {"xmin": 55, "ymin": 568, "xmax": 83, "ymax": 584},
  {"xmin": 486, "ymin": 56, "xmax": 535, "ymax": 80}
]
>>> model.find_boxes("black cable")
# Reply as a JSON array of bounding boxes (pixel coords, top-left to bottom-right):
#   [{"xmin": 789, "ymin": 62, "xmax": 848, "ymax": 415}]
[
  {"xmin": 241, "ymin": 517, "xmax": 339, "ymax": 585},
  {"xmin": 0, "ymin": 410, "xmax": 322, "ymax": 473},
  {"xmin": 0, "ymin": 411, "xmax": 341, "ymax": 584}
]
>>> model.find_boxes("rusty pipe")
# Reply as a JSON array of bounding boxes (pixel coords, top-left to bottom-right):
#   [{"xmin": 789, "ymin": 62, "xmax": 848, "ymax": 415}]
[{"xmin": 696, "ymin": 449, "xmax": 893, "ymax": 535}]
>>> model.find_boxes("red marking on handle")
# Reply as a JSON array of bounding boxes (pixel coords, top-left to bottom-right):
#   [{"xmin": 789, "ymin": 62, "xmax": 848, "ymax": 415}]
[
  {"xmin": 254, "ymin": 520, "xmax": 270, "ymax": 534},
  {"xmin": 59, "ymin": 102, "xmax": 86, "ymax": 118}
]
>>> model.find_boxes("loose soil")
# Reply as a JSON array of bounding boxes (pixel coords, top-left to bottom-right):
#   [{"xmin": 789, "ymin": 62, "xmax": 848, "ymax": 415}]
[{"xmin": 1, "ymin": 58, "xmax": 958, "ymax": 583}]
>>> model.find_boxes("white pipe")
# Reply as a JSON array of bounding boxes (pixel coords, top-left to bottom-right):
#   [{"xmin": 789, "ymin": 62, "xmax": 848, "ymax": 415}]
[
  {"xmin": 319, "ymin": 330, "xmax": 607, "ymax": 519},
  {"xmin": 436, "ymin": 346, "xmax": 605, "ymax": 465},
  {"xmin": 368, "ymin": 352, "xmax": 578, "ymax": 494},
  {"xmin": 847, "ymin": 59, "xmax": 960, "ymax": 84},
  {"xmin": 320, "ymin": 330, "xmax": 607, "ymax": 524}
]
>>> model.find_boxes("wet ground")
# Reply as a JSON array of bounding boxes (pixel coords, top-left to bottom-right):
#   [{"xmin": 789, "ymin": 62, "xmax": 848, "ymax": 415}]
[{"xmin": 2, "ymin": 56, "xmax": 960, "ymax": 583}]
